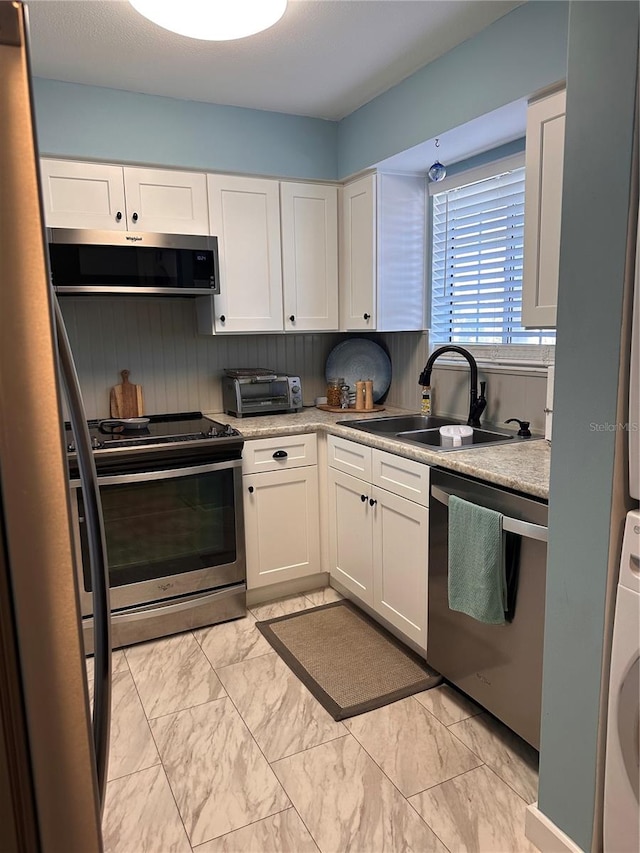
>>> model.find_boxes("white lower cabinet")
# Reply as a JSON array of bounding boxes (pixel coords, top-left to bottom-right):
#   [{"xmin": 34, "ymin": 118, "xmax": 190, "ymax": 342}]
[
  {"xmin": 243, "ymin": 434, "xmax": 320, "ymax": 589},
  {"xmin": 328, "ymin": 468, "xmax": 375, "ymax": 605},
  {"xmin": 327, "ymin": 435, "xmax": 429, "ymax": 651},
  {"xmin": 371, "ymin": 485, "xmax": 428, "ymax": 649}
]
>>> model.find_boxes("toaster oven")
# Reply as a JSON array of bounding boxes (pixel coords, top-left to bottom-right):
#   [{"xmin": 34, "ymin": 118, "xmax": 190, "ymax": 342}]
[{"xmin": 222, "ymin": 369, "xmax": 303, "ymax": 417}]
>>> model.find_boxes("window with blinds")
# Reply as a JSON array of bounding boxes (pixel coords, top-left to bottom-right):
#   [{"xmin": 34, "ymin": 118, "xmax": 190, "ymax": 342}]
[{"xmin": 431, "ymin": 163, "xmax": 555, "ymax": 345}]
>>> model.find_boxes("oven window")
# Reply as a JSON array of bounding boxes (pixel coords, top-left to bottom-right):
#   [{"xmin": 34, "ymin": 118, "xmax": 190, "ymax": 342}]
[{"xmin": 78, "ymin": 468, "xmax": 236, "ymax": 590}]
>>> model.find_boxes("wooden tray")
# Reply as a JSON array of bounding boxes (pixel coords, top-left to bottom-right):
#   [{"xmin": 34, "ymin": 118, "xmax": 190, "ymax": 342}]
[{"xmin": 316, "ymin": 404, "xmax": 385, "ymax": 413}]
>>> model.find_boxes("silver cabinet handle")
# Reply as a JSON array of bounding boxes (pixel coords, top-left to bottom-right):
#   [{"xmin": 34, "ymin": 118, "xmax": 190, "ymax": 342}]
[{"xmin": 431, "ymin": 485, "xmax": 548, "ymax": 542}]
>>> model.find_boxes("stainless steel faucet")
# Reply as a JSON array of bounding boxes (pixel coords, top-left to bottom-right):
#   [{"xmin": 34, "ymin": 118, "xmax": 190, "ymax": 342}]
[{"xmin": 418, "ymin": 345, "xmax": 487, "ymax": 427}]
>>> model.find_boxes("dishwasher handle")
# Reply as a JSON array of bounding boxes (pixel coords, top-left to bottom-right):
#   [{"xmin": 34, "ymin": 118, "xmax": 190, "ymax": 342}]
[{"xmin": 431, "ymin": 485, "xmax": 548, "ymax": 543}]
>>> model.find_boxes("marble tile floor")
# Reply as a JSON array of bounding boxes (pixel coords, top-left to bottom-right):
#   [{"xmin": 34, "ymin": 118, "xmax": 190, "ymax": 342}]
[{"xmin": 97, "ymin": 587, "xmax": 540, "ymax": 853}]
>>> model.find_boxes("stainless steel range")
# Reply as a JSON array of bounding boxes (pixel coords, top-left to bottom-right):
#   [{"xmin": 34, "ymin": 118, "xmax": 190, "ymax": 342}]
[{"xmin": 66, "ymin": 412, "xmax": 246, "ymax": 652}]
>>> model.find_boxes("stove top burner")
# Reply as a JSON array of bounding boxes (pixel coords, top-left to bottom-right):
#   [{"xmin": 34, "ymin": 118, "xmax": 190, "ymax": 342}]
[{"xmin": 65, "ymin": 411, "xmax": 242, "ymax": 457}]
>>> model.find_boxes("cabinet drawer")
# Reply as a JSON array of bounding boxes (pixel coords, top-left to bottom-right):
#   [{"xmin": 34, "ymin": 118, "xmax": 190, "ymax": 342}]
[
  {"xmin": 242, "ymin": 433, "xmax": 317, "ymax": 474},
  {"xmin": 372, "ymin": 449, "xmax": 429, "ymax": 506},
  {"xmin": 327, "ymin": 435, "xmax": 372, "ymax": 479}
]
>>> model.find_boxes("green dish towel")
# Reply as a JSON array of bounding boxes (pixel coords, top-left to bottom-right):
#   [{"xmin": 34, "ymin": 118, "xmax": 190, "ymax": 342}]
[{"xmin": 448, "ymin": 495, "xmax": 506, "ymax": 625}]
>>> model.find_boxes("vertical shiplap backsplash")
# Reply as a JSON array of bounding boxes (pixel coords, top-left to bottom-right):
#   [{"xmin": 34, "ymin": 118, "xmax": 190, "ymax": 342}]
[
  {"xmin": 60, "ymin": 297, "xmax": 346, "ymax": 419},
  {"xmin": 60, "ymin": 301, "xmax": 546, "ymax": 429},
  {"xmin": 377, "ymin": 331, "xmax": 548, "ymax": 431},
  {"xmin": 377, "ymin": 331, "xmax": 429, "ymax": 411}
]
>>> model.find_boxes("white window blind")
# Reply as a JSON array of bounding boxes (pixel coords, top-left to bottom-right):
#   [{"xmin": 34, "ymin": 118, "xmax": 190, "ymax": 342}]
[{"xmin": 431, "ymin": 164, "xmax": 555, "ymax": 345}]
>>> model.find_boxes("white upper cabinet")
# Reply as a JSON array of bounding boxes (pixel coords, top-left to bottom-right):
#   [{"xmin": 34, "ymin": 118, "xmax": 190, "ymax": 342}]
[
  {"xmin": 40, "ymin": 160, "xmax": 127, "ymax": 230},
  {"xmin": 121, "ymin": 167, "xmax": 209, "ymax": 235},
  {"xmin": 522, "ymin": 88, "xmax": 566, "ymax": 328},
  {"xmin": 280, "ymin": 182, "xmax": 339, "ymax": 332},
  {"xmin": 201, "ymin": 175, "xmax": 339, "ymax": 334},
  {"xmin": 40, "ymin": 159, "xmax": 209, "ymax": 235},
  {"xmin": 340, "ymin": 175, "xmax": 377, "ymax": 330},
  {"xmin": 339, "ymin": 172, "xmax": 427, "ymax": 332},
  {"xmin": 206, "ymin": 174, "xmax": 284, "ymax": 333}
]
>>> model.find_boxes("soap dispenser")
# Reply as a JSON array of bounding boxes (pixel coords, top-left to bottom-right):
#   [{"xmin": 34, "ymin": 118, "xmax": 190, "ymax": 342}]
[
  {"xmin": 505, "ymin": 418, "xmax": 532, "ymax": 437},
  {"xmin": 421, "ymin": 386, "xmax": 432, "ymax": 415}
]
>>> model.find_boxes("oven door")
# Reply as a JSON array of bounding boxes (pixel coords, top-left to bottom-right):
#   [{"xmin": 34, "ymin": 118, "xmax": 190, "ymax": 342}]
[{"xmin": 70, "ymin": 459, "xmax": 245, "ymax": 616}]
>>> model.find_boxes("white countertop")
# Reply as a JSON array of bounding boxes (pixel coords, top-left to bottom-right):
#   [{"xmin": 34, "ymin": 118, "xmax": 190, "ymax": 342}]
[{"xmin": 205, "ymin": 407, "xmax": 551, "ymax": 500}]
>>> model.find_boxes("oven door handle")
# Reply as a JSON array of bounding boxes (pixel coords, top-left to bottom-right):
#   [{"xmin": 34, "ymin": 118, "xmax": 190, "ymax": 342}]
[
  {"xmin": 70, "ymin": 458, "xmax": 242, "ymax": 488},
  {"xmin": 430, "ymin": 485, "xmax": 549, "ymax": 543}
]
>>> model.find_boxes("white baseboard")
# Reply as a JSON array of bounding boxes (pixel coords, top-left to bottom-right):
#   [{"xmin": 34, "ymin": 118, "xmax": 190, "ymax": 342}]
[{"xmin": 525, "ymin": 803, "xmax": 587, "ymax": 853}]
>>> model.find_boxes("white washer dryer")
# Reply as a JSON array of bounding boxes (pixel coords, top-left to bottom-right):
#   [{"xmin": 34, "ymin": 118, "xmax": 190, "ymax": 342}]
[{"xmin": 604, "ymin": 509, "xmax": 640, "ymax": 853}]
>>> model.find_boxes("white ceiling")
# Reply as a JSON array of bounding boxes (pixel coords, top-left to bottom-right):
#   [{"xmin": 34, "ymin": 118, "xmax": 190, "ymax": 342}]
[{"xmin": 26, "ymin": 0, "xmax": 524, "ymax": 122}]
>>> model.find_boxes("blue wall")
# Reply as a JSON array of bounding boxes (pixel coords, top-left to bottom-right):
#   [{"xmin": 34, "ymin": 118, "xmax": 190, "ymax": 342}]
[
  {"xmin": 32, "ymin": 79, "xmax": 339, "ymax": 180},
  {"xmin": 337, "ymin": 0, "xmax": 569, "ymax": 178},
  {"xmin": 32, "ymin": 2, "xmax": 569, "ymax": 182},
  {"xmin": 538, "ymin": 3, "xmax": 638, "ymax": 850}
]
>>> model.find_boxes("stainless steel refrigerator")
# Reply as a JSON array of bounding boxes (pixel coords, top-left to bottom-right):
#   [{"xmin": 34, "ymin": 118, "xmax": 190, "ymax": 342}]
[{"xmin": 0, "ymin": 3, "xmax": 110, "ymax": 849}]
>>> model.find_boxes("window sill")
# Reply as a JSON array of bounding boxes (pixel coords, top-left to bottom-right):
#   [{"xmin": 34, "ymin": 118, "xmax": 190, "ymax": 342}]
[{"xmin": 428, "ymin": 344, "xmax": 555, "ymax": 377}]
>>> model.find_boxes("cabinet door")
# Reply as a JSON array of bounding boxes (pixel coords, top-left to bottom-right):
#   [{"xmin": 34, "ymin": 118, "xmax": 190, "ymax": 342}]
[
  {"xmin": 281, "ymin": 182, "xmax": 338, "ymax": 331},
  {"xmin": 208, "ymin": 175, "xmax": 283, "ymax": 333},
  {"xmin": 243, "ymin": 466, "xmax": 320, "ymax": 589},
  {"xmin": 522, "ymin": 89, "xmax": 566, "ymax": 328},
  {"xmin": 339, "ymin": 175, "xmax": 376, "ymax": 330},
  {"xmin": 40, "ymin": 159, "xmax": 127, "ymax": 230},
  {"xmin": 372, "ymin": 486, "xmax": 428, "ymax": 651},
  {"xmin": 327, "ymin": 468, "xmax": 373, "ymax": 605},
  {"xmin": 123, "ymin": 167, "xmax": 209, "ymax": 235}
]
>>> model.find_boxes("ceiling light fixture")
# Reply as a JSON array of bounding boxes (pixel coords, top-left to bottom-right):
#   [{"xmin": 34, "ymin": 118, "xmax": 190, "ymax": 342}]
[{"xmin": 129, "ymin": 0, "xmax": 288, "ymax": 42}]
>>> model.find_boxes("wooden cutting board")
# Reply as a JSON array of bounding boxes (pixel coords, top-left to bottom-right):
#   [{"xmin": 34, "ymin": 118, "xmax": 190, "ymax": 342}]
[{"xmin": 109, "ymin": 370, "xmax": 144, "ymax": 418}]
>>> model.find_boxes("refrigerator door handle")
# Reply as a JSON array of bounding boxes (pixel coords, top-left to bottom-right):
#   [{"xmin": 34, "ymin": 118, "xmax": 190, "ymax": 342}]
[{"xmin": 54, "ymin": 297, "xmax": 112, "ymax": 810}]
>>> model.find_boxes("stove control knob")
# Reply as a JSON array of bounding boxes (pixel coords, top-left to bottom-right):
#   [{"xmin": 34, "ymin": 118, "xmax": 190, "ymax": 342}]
[
  {"xmin": 223, "ymin": 424, "xmax": 236, "ymax": 436},
  {"xmin": 67, "ymin": 441, "xmax": 76, "ymax": 453},
  {"xmin": 91, "ymin": 437, "xmax": 101, "ymax": 449},
  {"xmin": 207, "ymin": 426, "xmax": 218, "ymax": 437}
]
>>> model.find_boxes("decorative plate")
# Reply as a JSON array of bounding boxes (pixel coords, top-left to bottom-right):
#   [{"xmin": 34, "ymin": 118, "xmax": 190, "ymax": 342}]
[{"xmin": 325, "ymin": 339, "xmax": 392, "ymax": 403}]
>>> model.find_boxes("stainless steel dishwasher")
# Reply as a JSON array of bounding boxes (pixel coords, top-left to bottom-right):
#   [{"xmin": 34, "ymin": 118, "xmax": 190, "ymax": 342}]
[{"xmin": 427, "ymin": 468, "xmax": 548, "ymax": 749}]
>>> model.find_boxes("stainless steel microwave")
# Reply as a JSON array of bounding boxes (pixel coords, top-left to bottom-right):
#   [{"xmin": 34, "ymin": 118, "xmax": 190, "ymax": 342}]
[{"xmin": 47, "ymin": 228, "xmax": 220, "ymax": 296}]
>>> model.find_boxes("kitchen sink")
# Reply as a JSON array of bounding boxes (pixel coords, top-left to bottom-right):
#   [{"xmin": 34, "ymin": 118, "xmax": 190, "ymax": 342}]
[
  {"xmin": 395, "ymin": 427, "xmax": 515, "ymax": 451},
  {"xmin": 337, "ymin": 413, "xmax": 536, "ymax": 452},
  {"xmin": 336, "ymin": 414, "xmax": 462, "ymax": 434}
]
